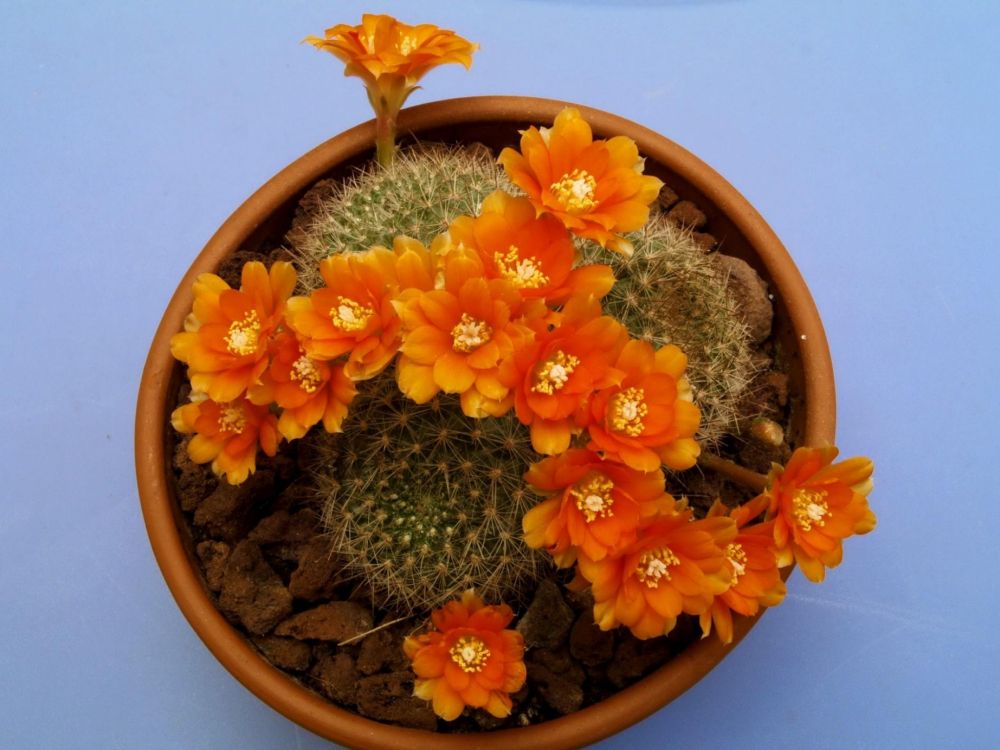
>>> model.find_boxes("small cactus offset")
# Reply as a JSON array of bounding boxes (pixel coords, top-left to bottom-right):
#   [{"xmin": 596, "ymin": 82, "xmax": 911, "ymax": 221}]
[
  {"xmin": 581, "ymin": 215, "xmax": 758, "ymax": 447},
  {"xmin": 287, "ymin": 143, "xmax": 512, "ymax": 291},
  {"xmin": 310, "ymin": 371, "xmax": 544, "ymax": 614}
]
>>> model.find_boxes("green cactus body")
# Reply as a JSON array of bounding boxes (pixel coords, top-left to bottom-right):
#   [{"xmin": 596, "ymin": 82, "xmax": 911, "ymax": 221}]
[
  {"xmin": 582, "ymin": 216, "xmax": 758, "ymax": 447},
  {"xmin": 311, "ymin": 372, "xmax": 543, "ymax": 614},
  {"xmin": 287, "ymin": 143, "xmax": 512, "ymax": 291}
]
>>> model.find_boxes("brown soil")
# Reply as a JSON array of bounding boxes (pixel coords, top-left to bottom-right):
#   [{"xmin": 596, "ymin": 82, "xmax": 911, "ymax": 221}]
[{"xmin": 170, "ymin": 176, "xmax": 791, "ymax": 733}]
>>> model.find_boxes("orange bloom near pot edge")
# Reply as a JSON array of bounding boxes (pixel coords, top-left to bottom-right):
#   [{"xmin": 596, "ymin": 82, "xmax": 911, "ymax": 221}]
[
  {"xmin": 765, "ymin": 446, "xmax": 876, "ymax": 583},
  {"xmin": 395, "ymin": 245, "xmax": 542, "ymax": 417},
  {"xmin": 447, "ymin": 190, "xmax": 616, "ymax": 305},
  {"xmin": 403, "ymin": 590, "xmax": 526, "ymax": 721},
  {"xmin": 171, "ymin": 395, "xmax": 280, "ymax": 485},
  {"xmin": 169, "ymin": 261, "xmax": 296, "ymax": 403},
  {"xmin": 522, "ymin": 449, "xmax": 675, "ymax": 565},
  {"xmin": 498, "ymin": 107, "xmax": 664, "ymax": 257},
  {"xmin": 249, "ymin": 332, "xmax": 358, "ymax": 441},
  {"xmin": 577, "ymin": 510, "xmax": 735, "ymax": 640},
  {"xmin": 499, "ymin": 295, "xmax": 629, "ymax": 454},
  {"xmin": 285, "ymin": 239, "xmax": 435, "ymax": 382},
  {"xmin": 699, "ymin": 499, "xmax": 786, "ymax": 645},
  {"xmin": 587, "ymin": 339, "xmax": 701, "ymax": 472}
]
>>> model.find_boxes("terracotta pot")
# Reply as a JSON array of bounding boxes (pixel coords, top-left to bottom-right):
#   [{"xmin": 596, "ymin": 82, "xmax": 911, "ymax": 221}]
[{"xmin": 135, "ymin": 96, "xmax": 835, "ymax": 749}]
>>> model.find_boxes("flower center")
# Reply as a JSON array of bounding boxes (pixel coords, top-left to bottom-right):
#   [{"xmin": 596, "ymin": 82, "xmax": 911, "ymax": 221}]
[
  {"xmin": 610, "ymin": 387, "xmax": 648, "ymax": 436},
  {"xmin": 792, "ymin": 489, "xmax": 830, "ymax": 531},
  {"xmin": 449, "ymin": 635, "xmax": 491, "ymax": 673},
  {"xmin": 225, "ymin": 310, "xmax": 261, "ymax": 356},
  {"xmin": 330, "ymin": 297, "xmax": 373, "ymax": 332},
  {"xmin": 551, "ymin": 169, "xmax": 598, "ymax": 214},
  {"xmin": 398, "ymin": 34, "xmax": 418, "ymax": 56},
  {"xmin": 359, "ymin": 32, "xmax": 376, "ymax": 53},
  {"xmin": 217, "ymin": 403, "xmax": 246, "ymax": 435},
  {"xmin": 532, "ymin": 350, "xmax": 580, "ymax": 394},
  {"xmin": 451, "ymin": 313, "xmax": 493, "ymax": 353},
  {"xmin": 494, "ymin": 245, "xmax": 549, "ymax": 289},
  {"xmin": 569, "ymin": 474, "xmax": 615, "ymax": 522},
  {"xmin": 726, "ymin": 543, "xmax": 748, "ymax": 585},
  {"xmin": 290, "ymin": 353, "xmax": 322, "ymax": 394},
  {"xmin": 635, "ymin": 546, "xmax": 680, "ymax": 588}
]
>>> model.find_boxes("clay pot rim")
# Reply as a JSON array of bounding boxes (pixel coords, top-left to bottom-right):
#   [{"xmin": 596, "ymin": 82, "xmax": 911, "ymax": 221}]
[{"xmin": 135, "ymin": 95, "xmax": 835, "ymax": 750}]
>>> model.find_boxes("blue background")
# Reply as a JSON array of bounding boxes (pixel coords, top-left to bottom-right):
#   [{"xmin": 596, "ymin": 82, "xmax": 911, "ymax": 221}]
[{"xmin": 2, "ymin": 0, "xmax": 998, "ymax": 747}]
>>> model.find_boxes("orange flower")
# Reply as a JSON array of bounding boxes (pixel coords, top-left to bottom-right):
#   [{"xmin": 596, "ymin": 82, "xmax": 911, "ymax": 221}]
[
  {"xmin": 446, "ymin": 190, "xmax": 616, "ymax": 305},
  {"xmin": 699, "ymin": 498, "xmax": 787, "ymax": 644},
  {"xmin": 170, "ymin": 261, "xmax": 296, "ymax": 403},
  {"xmin": 586, "ymin": 339, "xmax": 701, "ymax": 472},
  {"xmin": 285, "ymin": 239, "xmax": 434, "ymax": 382},
  {"xmin": 498, "ymin": 107, "xmax": 663, "ymax": 256},
  {"xmin": 522, "ymin": 449, "xmax": 674, "ymax": 565},
  {"xmin": 764, "ymin": 446, "xmax": 876, "ymax": 583},
  {"xmin": 305, "ymin": 15, "xmax": 477, "ymax": 164},
  {"xmin": 249, "ymin": 332, "xmax": 358, "ymax": 441},
  {"xmin": 403, "ymin": 590, "xmax": 526, "ymax": 721},
  {"xmin": 171, "ymin": 394, "xmax": 280, "ymax": 485},
  {"xmin": 396, "ymin": 246, "xmax": 538, "ymax": 418},
  {"xmin": 499, "ymin": 295, "xmax": 628, "ymax": 454},
  {"xmin": 577, "ymin": 509, "xmax": 735, "ymax": 639}
]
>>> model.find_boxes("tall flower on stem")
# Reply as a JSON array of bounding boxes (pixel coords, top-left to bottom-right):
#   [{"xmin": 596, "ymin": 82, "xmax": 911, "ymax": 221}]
[
  {"xmin": 498, "ymin": 107, "xmax": 663, "ymax": 256},
  {"xmin": 306, "ymin": 14, "xmax": 477, "ymax": 165},
  {"xmin": 403, "ymin": 590, "xmax": 526, "ymax": 721},
  {"xmin": 764, "ymin": 446, "xmax": 876, "ymax": 583}
]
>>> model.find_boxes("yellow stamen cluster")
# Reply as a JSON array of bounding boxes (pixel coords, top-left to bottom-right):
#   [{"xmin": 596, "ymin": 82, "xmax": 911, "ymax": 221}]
[
  {"xmin": 330, "ymin": 297, "xmax": 373, "ymax": 332},
  {"xmin": 217, "ymin": 403, "xmax": 247, "ymax": 435},
  {"xmin": 450, "ymin": 313, "xmax": 493, "ymax": 353},
  {"xmin": 532, "ymin": 350, "xmax": 580, "ymax": 394},
  {"xmin": 726, "ymin": 543, "xmax": 748, "ymax": 585},
  {"xmin": 610, "ymin": 387, "xmax": 648, "ymax": 436},
  {"xmin": 792, "ymin": 489, "xmax": 830, "ymax": 531},
  {"xmin": 398, "ymin": 34, "xmax": 417, "ymax": 55},
  {"xmin": 225, "ymin": 310, "xmax": 261, "ymax": 356},
  {"xmin": 290, "ymin": 353, "xmax": 322, "ymax": 394},
  {"xmin": 569, "ymin": 474, "xmax": 615, "ymax": 523},
  {"xmin": 551, "ymin": 168, "xmax": 598, "ymax": 214},
  {"xmin": 494, "ymin": 245, "xmax": 549, "ymax": 289},
  {"xmin": 449, "ymin": 635, "xmax": 491, "ymax": 673},
  {"xmin": 635, "ymin": 546, "xmax": 680, "ymax": 588}
]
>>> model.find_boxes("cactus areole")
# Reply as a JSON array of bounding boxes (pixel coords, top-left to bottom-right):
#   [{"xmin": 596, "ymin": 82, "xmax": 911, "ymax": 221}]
[{"xmin": 136, "ymin": 96, "xmax": 836, "ymax": 750}]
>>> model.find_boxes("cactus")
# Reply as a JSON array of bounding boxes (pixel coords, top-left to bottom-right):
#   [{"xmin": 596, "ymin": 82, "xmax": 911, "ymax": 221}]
[
  {"xmin": 287, "ymin": 142, "xmax": 513, "ymax": 291},
  {"xmin": 310, "ymin": 371, "xmax": 544, "ymax": 614},
  {"xmin": 581, "ymin": 214, "xmax": 759, "ymax": 447},
  {"xmin": 291, "ymin": 142, "xmax": 758, "ymax": 609}
]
